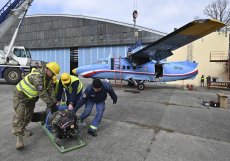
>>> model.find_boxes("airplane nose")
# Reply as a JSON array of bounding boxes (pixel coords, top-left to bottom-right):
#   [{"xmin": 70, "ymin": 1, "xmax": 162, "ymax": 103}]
[{"xmin": 72, "ymin": 68, "xmax": 76, "ymax": 75}]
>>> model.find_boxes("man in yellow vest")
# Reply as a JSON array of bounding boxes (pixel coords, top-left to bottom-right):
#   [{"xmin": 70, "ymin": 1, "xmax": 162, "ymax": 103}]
[
  {"xmin": 200, "ymin": 75, "xmax": 205, "ymax": 87},
  {"xmin": 56, "ymin": 73, "xmax": 83, "ymax": 112},
  {"xmin": 12, "ymin": 62, "xmax": 60, "ymax": 150}
]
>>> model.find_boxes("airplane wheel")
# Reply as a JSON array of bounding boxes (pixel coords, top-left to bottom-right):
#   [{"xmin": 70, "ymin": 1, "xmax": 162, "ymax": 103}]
[{"xmin": 137, "ymin": 83, "xmax": 145, "ymax": 90}]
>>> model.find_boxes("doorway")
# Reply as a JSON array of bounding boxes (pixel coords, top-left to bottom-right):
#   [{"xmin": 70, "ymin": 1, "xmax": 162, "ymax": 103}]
[
  {"xmin": 70, "ymin": 47, "xmax": 78, "ymax": 73},
  {"xmin": 155, "ymin": 64, "xmax": 163, "ymax": 78}
]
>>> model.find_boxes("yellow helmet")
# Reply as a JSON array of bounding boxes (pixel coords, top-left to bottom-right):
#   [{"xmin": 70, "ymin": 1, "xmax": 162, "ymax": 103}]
[
  {"xmin": 46, "ymin": 62, "xmax": 60, "ymax": 75},
  {"xmin": 61, "ymin": 73, "xmax": 71, "ymax": 84},
  {"xmin": 52, "ymin": 76, "xmax": 57, "ymax": 83}
]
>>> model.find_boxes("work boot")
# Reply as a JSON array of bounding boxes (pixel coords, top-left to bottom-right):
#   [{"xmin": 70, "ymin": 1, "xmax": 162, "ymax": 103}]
[
  {"xmin": 24, "ymin": 128, "xmax": 33, "ymax": 137},
  {"xmin": 87, "ymin": 129, "xmax": 97, "ymax": 137},
  {"xmin": 16, "ymin": 136, "xmax": 24, "ymax": 150}
]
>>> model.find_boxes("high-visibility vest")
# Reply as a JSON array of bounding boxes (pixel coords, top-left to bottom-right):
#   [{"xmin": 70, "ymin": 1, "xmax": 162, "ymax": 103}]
[
  {"xmin": 31, "ymin": 68, "xmax": 36, "ymax": 72},
  {"xmin": 54, "ymin": 80, "xmax": 59, "ymax": 94},
  {"xmin": 62, "ymin": 75, "xmax": 83, "ymax": 94},
  {"xmin": 16, "ymin": 72, "xmax": 50, "ymax": 98},
  {"xmin": 201, "ymin": 77, "xmax": 204, "ymax": 81}
]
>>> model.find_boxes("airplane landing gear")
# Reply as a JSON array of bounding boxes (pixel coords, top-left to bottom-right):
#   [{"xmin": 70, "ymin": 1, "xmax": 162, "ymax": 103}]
[
  {"xmin": 127, "ymin": 81, "xmax": 135, "ymax": 87},
  {"xmin": 134, "ymin": 80, "xmax": 145, "ymax": 90},
  {"xmin": 137, "ymin": 82, "xmax": 145, "ymax": 90},
  {"xmin": 128, "ymin": 79, "xmax": 146, "ymax": 90}
]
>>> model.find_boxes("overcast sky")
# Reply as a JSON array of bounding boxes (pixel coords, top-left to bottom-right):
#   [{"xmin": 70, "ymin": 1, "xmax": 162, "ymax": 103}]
[{"xmin": 0, "ymin": 0, "xmax": 215, "ymax": 33}]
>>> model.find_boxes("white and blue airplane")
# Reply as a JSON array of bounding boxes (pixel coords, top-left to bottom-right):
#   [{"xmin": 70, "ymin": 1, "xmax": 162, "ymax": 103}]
[{"xmin": 72, "ymin": 19, "xmax": 225, "ymax": 90}]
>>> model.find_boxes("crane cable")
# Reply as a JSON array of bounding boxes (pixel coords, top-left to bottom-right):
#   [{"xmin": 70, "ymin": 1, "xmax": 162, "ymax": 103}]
[{"xmin": 133, "ymin": 0, "xmax": 137, "ymax": 10}]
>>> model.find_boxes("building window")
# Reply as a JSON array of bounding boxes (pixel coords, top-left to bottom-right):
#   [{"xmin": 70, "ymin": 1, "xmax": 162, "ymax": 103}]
[
  {"xmin": 127, "ymin": 66, "xmax": 130, "ymax": 70},
  {"xmin": 91, "ymin": 35, "xmax": 94, "ymax": 41}
]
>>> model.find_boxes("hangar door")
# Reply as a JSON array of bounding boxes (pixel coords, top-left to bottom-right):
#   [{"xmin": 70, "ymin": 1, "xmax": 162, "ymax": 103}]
[
  {"xmin": 70, "ymin": 48, "xmax": 78, "ymax": 73},
  {"xmin": 30, "ymin": 48, "xmax": 70, "ymax": 75},
  {"xmin": 78, "ymin": 45, "xmax": 133, "ymax": 66}
]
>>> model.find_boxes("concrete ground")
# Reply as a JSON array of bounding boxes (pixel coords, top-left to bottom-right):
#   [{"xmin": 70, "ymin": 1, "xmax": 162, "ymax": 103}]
[{"xmin": 0, "ymin": 78, "xmax": 230, "ymax": 161}]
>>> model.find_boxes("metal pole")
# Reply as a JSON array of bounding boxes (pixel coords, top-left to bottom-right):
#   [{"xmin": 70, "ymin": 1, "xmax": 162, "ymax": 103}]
[
  {"xmin": 228, "ymin": 50, "xmax": 230, "ymax": 81},
  {"xmin": 229, "ymin": 32, "xmax": 230, "ymax": 81}
]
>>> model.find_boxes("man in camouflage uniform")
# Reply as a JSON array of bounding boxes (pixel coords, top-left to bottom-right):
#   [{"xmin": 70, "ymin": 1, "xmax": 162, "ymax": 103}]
[{"xmin": 12, "ymin": 62, "xmax": 60, "ymax": 150}]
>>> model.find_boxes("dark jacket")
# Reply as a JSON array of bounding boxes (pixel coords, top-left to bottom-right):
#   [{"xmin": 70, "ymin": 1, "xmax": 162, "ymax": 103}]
[
  {"xmin": 77, "ymin": 81, "xmax": 117, "ymax": 107},
  {"xmin": 56, "ymin": 80, "xmax": 80, "ymax": 103}
]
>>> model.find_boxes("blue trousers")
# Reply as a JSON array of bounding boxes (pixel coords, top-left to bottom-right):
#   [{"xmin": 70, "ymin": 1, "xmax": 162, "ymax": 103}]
[{"xmin": 80, "ymin": 100, "xmax": 105, "ymax": 128}]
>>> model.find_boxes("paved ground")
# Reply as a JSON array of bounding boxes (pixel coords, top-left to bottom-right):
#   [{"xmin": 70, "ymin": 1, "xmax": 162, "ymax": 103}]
[{"xmin": 0, "ymin": 79, "xmax": 230, "ymax": 161}]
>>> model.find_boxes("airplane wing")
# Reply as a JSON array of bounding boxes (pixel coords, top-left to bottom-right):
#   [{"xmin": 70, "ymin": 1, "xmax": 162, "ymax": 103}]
[{"xmin": 129, "ymin": 19, "xmax": 225, "ymax": 64}]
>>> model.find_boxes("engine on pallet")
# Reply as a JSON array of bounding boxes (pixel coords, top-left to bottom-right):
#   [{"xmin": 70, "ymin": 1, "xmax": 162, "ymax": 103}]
[{"xmin": 47, "ymin": 110, "xmax": 81, "ymax": 145}]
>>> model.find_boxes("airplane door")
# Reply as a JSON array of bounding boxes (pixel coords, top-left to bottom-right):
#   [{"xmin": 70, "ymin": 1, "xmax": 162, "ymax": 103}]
[
  {"xmin": 110, "ymin": 58, "xmax": 114, "ymax": 69},
  {"xmin": 155, "ymin": 64, "xmax": 163, "ymax": 78}
]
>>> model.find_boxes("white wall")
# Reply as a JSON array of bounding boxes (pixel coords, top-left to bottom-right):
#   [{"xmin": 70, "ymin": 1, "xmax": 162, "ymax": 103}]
[{"xmin": 167, "ymin": 31, "xmax": 229, "ymax": 86}]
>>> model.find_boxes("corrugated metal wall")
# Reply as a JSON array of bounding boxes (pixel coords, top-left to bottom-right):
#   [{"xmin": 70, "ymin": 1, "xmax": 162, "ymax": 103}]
[
  {"xmin": 29, "ymin": 45, "xmax": 144, "ymax": 73},
  {"xmin": 78, "ymin": 45, "xmax": 143, "ymax": 66},
  {"xmin": 30, "ymin": 48, "xmax": 70, "ymax": 74}
]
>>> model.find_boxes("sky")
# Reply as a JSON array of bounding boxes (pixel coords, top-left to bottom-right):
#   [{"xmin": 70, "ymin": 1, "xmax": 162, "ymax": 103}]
[{"xmin": 0, "ymin": 0, "xmax": 215, "ymax": 33}]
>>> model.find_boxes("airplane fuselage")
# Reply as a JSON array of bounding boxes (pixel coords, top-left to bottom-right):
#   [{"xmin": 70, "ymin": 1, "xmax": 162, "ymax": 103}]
[{"xmin": 74, "ymin": 58, "xmax": 198, "ymax": 82}]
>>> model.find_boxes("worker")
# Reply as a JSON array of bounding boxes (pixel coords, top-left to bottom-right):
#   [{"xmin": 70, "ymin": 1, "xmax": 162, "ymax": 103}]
[
  {"xmin": 200, "ymin": 75, "xmax": 205, "ymax": 87},
  {"xmin": 206, "ymin": 75, "xmax": 211, "ymax": 89},
  {"xmin": 56, "ymin": 73, "xmax": 83, "ymax": 112},
  {"xmin": 12, "ymin": 62, "xmax": 60, "ymax": 150},
  {"xmin": 76, "ymin": 79, "xmax": 117, "ymax": 137}
]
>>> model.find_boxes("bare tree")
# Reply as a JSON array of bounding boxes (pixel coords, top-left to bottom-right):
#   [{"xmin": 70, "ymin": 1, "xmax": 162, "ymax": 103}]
[{"xmin": 203, "ymin": 0, "xmax": 230, "ymax": 24}]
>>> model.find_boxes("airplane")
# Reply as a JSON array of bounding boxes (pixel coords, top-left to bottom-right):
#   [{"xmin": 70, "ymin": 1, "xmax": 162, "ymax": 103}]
[{"xmin": 72, "ymin": 19, "xmax": 225, "ymax": 90}]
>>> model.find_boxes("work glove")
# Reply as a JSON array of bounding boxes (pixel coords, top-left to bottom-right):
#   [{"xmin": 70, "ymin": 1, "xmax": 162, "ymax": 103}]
[
  {"xmin": 113, "ymin": 99, "xmax": 117, "ymax": 104},
  {"xmin": 50, "ymin": 103, "xmax": 58, "ymax": 113},
  {"xmin": 68, "ymin": 104, "xmax": 74, "ymax": 111}
]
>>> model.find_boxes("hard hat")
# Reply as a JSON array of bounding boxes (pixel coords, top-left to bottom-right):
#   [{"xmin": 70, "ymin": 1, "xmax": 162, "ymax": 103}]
[
  {"xmin": 46, "ymin": 62, "xmax": 60, "ymax": 75},
  {"xmin": 52, "ymin": 76, "xmax": 57, "ymax": 83},
  {"xmin": 61, "ymin": 73, "xmax": 71, "ymax": 84}
]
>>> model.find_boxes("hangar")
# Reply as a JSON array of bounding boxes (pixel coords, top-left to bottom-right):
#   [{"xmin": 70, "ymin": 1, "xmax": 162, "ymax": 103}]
[
  {"xmin": 0, "ymin": 14, "xmax": 228, "ymax": 87},
  {"xmin": 0, "ymin": 14, "xmax": 165, "ymax": 74}
]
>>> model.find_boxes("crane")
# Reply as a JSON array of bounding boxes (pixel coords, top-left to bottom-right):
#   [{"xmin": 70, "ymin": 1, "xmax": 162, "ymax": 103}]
[{"xmin": 0, "ymin": 0, "xmax": 34, "ymax": 84}]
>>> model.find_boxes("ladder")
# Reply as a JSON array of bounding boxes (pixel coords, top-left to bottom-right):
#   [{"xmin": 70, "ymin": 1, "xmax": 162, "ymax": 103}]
[
  {"xmin": 0, "ymin": 0, "xmax": 26, "ymax": 24},
  {"xmin": 113, "ymin": 56, "xmax": 122, "ymax": 86}
]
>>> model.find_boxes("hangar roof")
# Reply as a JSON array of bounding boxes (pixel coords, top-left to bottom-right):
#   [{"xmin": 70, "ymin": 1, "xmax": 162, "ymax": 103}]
[
  {"xmin": 27, "ymin": 14, "xmax": 167, "ymax": 36},
  {"xmin": 0, "ymin": 14, "xmax": 166, "ymax": 49}
]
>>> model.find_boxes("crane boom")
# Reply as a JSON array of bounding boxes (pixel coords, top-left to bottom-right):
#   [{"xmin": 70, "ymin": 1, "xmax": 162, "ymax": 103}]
[
  {"xmin": 0, "ymin": 0, "xmax": 33, "ymax": 39},
  {"xmin": 0, "ymin": 0, "xmax": 35, "ymax": 84}
]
